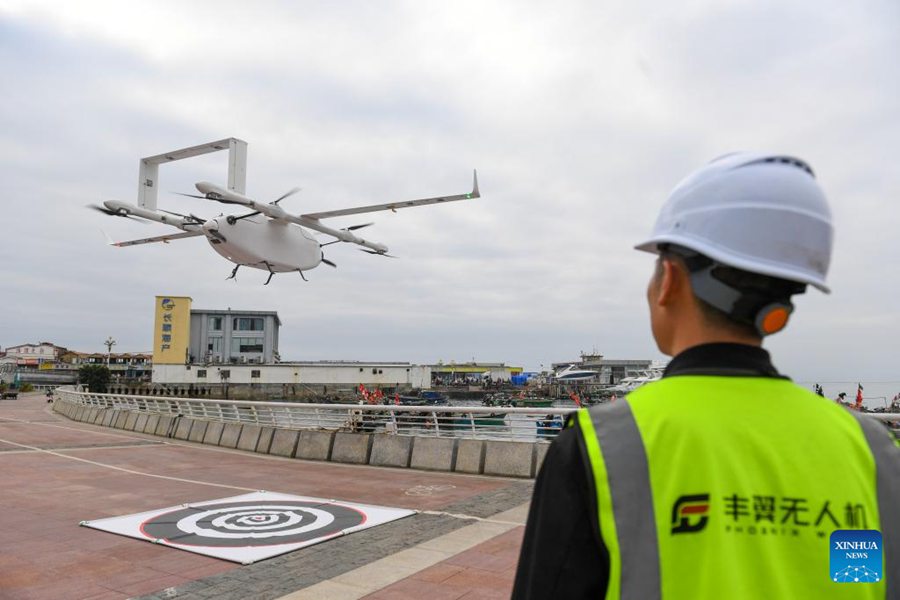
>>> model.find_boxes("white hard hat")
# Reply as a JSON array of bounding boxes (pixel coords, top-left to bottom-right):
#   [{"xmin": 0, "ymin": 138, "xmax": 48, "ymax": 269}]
[{"xmin": 635, "ymin": 152, "xmax": 833, "ymax": 292}]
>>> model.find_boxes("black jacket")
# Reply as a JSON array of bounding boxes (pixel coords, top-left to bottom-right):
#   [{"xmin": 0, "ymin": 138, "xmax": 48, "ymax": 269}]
[{"xmin": 511, "ymin": 343, "xmax": 784, "ymax": 599}]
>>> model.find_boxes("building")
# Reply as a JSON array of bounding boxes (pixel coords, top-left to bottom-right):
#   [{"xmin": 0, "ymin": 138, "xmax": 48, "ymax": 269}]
[
  {"xmin": 429, "ymin": 361, "xmax": 523, "ymax": 385},
  {"xmin": 2, "ymin": 342, "xmax": 68, "ymax": 367},
  {"xmin": 152, "ymin": 361, "xmax": 430, "ymax": 389},
  {"xmin": 188, "ymin": 309, "xmax": 281, "ymax": 365},
  {"xmin": 552, "ymin": 352, "xmax": 653, "ymax": 385}
]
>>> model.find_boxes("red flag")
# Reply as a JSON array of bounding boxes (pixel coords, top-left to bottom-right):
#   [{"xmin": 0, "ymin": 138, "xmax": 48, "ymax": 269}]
[
  {"xmin": 855, "ymin": 383, "xmax": 864, "ymax": 409},
  {"xmin": 569, "ymin": 392, "xmax": 582, "ymax": 408}
]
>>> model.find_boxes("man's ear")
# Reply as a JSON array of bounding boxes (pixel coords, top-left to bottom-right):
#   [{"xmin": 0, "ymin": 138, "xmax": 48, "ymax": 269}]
[{"xmin": 656, "ymin": 257, "xmax": 685, "ymax": 306}]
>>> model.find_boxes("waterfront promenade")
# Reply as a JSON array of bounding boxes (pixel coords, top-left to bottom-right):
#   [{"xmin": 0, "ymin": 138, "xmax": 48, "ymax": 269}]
[{"xmin": 0, "ymin": 394, "xmax": 531, "ymax": 599}]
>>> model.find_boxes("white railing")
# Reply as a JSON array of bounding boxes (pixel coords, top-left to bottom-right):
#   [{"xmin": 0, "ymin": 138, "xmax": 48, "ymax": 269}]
[
  {"xmin": 56, "ymin": 388, "xmax": 576, "ymax": 441},
  {"xmin": 55, "ymin": 388, "xmax": 900, "ymax": 440}
]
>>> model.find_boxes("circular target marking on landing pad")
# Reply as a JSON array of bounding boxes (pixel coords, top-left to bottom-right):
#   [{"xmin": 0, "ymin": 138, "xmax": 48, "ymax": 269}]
[{"xmin": 140, "ymin": 501, "xmax": 366, "ymax": 547}]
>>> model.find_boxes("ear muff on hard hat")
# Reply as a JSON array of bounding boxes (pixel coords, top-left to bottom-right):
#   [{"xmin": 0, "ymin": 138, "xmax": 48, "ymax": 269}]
[{"xmin": 661, "ymin": 244, "xmax": 805, "ymax": 337}]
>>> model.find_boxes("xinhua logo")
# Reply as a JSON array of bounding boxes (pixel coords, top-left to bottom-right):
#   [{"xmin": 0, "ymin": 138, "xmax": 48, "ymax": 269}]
[
  {"xmin": 830, "ymin": 530, "xmax": 882, "ymax": 583},
  {"xmin": 671, "ymin": 494, "xmax": 710, "ymax": 534}
]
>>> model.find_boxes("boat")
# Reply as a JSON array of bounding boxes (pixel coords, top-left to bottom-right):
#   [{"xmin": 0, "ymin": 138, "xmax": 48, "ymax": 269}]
[
  {"xmin": 553, "ymin": 364, "xmax": 600, "ymax": 382},
  {"xmin": 484, "ymin": 393, "xmax": 553, "ymax": 408},
  {"xmin": 607, "ymin": 365, "xmax": 665, "ymax": 393},
  {"xmin": 396, "ymin": 390, "xmax": 449, "ymax": 406},
  {"xmin": 449, "ymin": 412, "xmax": 508, "ymax": 429}
]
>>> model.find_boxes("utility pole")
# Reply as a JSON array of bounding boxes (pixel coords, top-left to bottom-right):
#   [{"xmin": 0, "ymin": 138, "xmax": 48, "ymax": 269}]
[{"xmin": 104, "ymin": 336, "xmax": 117, "ymax": 367}]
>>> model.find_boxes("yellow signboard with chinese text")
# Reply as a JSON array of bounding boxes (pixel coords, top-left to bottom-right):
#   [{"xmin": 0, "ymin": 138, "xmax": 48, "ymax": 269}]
[{"xmin": 153, "ymin": 296, "xmax": 192, "ymax": 364}]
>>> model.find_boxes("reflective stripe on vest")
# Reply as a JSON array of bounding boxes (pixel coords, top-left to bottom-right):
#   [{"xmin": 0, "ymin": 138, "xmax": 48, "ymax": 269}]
[
  {"xmin": 850, "ymin": 411, "xmax": 900, "ymax": 599},
  {"xmin": 578, "ymin": 402, "xmax": 660, "ymax": 600},
  {"xmin": 578, "ymin": 376, "xmax": 898, "ymax": 599}
]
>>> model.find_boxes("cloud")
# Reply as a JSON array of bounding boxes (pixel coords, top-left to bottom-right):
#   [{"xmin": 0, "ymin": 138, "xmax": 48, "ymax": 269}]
[{"xmin": 0, "ymin": 1, "xmax": 897, "ymax": 382}]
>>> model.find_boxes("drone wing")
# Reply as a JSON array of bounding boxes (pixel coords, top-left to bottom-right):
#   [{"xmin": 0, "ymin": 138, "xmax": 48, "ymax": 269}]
[
  {"xmin": 109, "ymin": 230, "xmax": 205, "ymax": 247},
  {"xmin": 300, "ymin": 170, "xmax": 479, "ymax": 220}
]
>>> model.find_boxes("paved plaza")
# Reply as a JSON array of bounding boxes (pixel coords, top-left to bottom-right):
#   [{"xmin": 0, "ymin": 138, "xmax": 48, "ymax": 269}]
[{"xmin": 0, "ymin": 394, "xmax": 531, "ymax": 599}]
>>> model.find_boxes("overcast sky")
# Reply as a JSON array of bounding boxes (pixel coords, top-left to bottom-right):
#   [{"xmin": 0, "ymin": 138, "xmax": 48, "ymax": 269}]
[{"xmin": 1, "ymin": 0, "xmax": 897, "ymax": 381}]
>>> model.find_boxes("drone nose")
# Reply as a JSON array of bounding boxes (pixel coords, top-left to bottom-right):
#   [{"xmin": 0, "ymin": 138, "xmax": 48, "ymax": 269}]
[{"xmin": 202, "ymin": 219, "xmax": 219, "ymax": 233}]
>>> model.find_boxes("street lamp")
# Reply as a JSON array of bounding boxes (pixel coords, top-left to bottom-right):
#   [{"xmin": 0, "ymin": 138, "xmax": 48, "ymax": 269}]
[{"xmin": 104, "ymin": 336, "xmax": 117, "ymax": 366}]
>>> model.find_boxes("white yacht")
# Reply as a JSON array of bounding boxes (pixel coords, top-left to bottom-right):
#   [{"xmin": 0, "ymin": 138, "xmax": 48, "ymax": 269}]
[{"xmin": 553, "ymin": 364, "xmax": 600, "ymax": 382}]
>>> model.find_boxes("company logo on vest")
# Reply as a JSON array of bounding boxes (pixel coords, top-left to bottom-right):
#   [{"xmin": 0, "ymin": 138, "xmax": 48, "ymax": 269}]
[
  {"xmin": 671, "ymin": 494, "xmax": 710, "ymax": 534},
  {"xmin": 830, "ymin": 529, "xmax": 882, "ymax": 583}
]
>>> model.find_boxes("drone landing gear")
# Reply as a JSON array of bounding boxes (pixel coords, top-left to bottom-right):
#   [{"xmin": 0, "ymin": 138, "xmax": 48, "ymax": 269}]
[
  {"xmin": 263, "ymin": 262, "xmax": 276, "ymax": 285},
  {"xmin": 299, "ymin": 271, "xmax": 308, "ymax": 282},
  {"xmin": 227, "ymin": 264, "xmax": 240, "ymax": 281}
]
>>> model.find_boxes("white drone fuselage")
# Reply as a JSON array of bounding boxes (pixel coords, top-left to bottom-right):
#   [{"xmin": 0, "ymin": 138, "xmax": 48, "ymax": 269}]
[{"xmin": 203, "ymin": 217, "xmax": 322, "ymax": 273}]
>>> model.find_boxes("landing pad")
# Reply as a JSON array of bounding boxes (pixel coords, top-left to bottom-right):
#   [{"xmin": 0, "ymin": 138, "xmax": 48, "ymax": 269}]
[{"xmin": 81, "ymin": 491, "xmax": 415, "ymax": 564}]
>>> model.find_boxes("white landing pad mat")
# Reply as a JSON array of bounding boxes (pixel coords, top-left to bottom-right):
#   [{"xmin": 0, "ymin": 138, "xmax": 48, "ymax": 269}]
[{"xmin": 80, "ymin": 491, "xmax": 416, "ymax": 564}]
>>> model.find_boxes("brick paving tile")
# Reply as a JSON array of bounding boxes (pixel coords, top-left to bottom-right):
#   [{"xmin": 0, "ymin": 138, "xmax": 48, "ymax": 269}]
[
  {"xmin": 365, "ymin": 578, "xmax": 469, "ymax": 600},
  {"xmin": 410, "ymin": 563, "xmax": 466, "ymax": 583},
  {"xmin": 363, "ymin": 525, "xmax": 524, "ymax": 599},
  {"xmin": 103, "ymin": 573, "xmax": 193, "ymax": 597}
]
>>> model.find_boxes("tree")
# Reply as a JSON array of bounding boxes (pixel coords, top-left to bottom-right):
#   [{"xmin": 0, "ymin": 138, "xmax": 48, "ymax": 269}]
[{"xmin": 79, "ymin": 365, "xmax": 110, "ymax": 393}]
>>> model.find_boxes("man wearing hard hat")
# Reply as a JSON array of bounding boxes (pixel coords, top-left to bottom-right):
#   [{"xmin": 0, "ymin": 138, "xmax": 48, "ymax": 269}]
[{"xmin": 512, "ymin": 153, "xmax": 900, "ymax": 599}]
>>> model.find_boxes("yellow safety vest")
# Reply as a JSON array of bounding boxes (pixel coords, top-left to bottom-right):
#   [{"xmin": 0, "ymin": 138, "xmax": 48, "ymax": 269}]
[{"xmin": 577, "ymin": 376, "xmax": 900, "ymax": 599}]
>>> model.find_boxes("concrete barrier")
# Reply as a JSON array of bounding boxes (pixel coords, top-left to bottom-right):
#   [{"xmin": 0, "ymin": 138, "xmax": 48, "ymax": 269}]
[
  {"xmin": 143, "ymin": 414, "xmax": 160, "ymax": 435},
  {"xmin": 219, "ymin": 423, "xmax": 243, "ymax": 448},
  {"xmin": 124, "ymin": 411, "xmax": 139, "ymax": 431},
  {"xmin": 534, "ymin": 441, "xmax": 551, "ymax": 475},
  {"xmin": 257, "ymin": 427, "xmax": 275, "ymax": 454},
  {"xmin": 297, "ymin": 430, "xmax": 335, "ymax": 461},
  {"xmin": 269, "ymin": 429, "xmax": 300, "ymax": 457},
  {"xmin": 203, "ymin": 421, "xmax": 225, "ymax": 445},
  {"xmin": 369, "ymin": 434, "xmax": 413, "ymax": 468},
  {"xmin": 173, "ymin": 417, "xmax": 194, "ymax": 440},
  {"xmin": 411, "ymin": 437, "xmax": 457, "ymax": 471},
  {"xmin": 155, "ymin": 415, "xmax": 176, "ymax": 437},
  {"xmin": 484, "ymin": 440, "xmax": 535, "ymax": 478},
  {"xmin": 454, "ymin": 438, "xmax": 486, "ymax": 474},
  {"xmin": 134, "ymin": 413, "xmax": 148, "ymax": 432},
  {"xmin": 188, "ymin": 420, "xmax": 209, "ymax": 443},
  {"xmin": 102, "ymin": 410, "xmax": 117, "ymax": 428},
  {"xmin": 53, "ymin": 403, "xmax": 547, "ymax": 479},
  {"xmin": 237, "ymin": 425, "xmax": 262, "ymax": 452},
  {"xmin": 332, "ymin": 432, "xmax": 372, "ymax": 464},
  {"xmin": 114, "ymin": 411, "xmax": 129, "ymax": 429}
]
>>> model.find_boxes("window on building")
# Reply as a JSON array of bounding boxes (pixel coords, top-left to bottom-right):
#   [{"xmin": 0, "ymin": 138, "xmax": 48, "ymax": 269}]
[
  {"xmin": 209, "ymin": 316, "xmax": 223, "ymax": 331},
  {"xmin": 251, "ymin": 370, "xmax": 260, "ymax": 378},
  {"xmin": 197, "ymin": 369, "xmax": 207, "ymax": 378},
  {"xmin": 231, "ymin": 337, "xmax": 264, "ymax": 353},
  {"xmin": 207, "ymin": 337, "xmax": 223, "ymax": 353},
  {"xmin": 220, "ymin": 370, "xmax": 230, "ymax": 379},
  {"xmin": 233, "ymin": 317, "xmax": 264, "ymax": 331}
]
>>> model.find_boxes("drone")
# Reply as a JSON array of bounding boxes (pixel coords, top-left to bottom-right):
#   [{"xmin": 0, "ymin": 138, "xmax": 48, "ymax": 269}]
[{"xmin": 91, "ymin": 172, "xmax": 479, "ymax": 284}]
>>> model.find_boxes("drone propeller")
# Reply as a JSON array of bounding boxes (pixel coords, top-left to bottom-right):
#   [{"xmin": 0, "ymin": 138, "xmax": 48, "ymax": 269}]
[
  {"xmin": 360, "ymin": 249, "xmax": 397, "ymax": 258},
  {"xmin": 174, "ymin": 191, "xmax": 245, "ymax": 205},
  {"xmin": 87, "ymin": 203, "xmax": 147, "ymax": 223},
  {"xmin": 223, "ymin": 187, "xmax": 304, "ymax": 223},
  {"xmin": 344, "ymin": 222, "xmax": 373, "ymax": 231},
  {"xmin": 321, "ymin": 258, "xmax": 337, "ymax": 268},
  {"xmin": 273, "ymin": 187, "xmax": 302, "ymax": 204}
]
